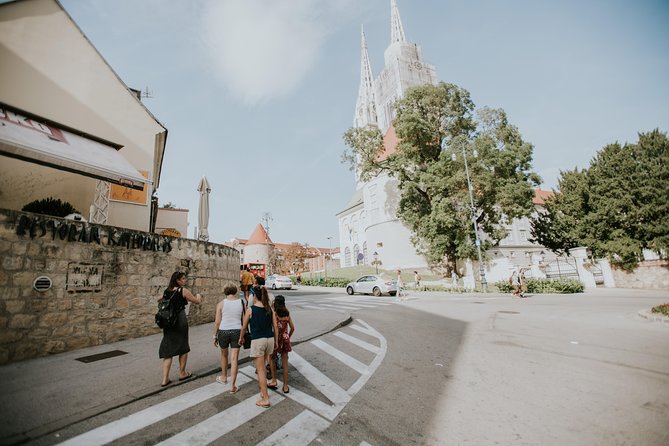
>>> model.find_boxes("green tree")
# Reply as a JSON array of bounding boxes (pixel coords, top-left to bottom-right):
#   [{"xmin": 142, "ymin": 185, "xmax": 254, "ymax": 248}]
[
  {"xmin": 343, "ymin": 82, "xmax": 541, "ymax": 272},
  {"xmin": 530, "ymin": 129, "xmax": 669, "ymax": 270}
]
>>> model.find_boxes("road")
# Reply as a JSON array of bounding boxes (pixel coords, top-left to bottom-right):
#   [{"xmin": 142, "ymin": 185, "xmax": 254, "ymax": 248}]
[{"xmin": 16, "ymin": 288, "xmax": 669, "ymax": 445}]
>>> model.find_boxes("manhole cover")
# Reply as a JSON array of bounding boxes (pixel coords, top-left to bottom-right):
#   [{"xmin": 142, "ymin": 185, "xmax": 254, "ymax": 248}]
[{"xmin": 75, "ymin": 350, "xmax": 128, "ymax": 363}]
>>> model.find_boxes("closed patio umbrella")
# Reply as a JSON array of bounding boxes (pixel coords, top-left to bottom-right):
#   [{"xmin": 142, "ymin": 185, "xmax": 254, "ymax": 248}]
[{"xmin": 197, "ymin": 176, "xmax": 211, "ymax": 241}]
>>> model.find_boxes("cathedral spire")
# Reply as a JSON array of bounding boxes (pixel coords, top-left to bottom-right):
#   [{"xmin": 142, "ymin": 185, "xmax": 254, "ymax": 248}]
[
  {"xmin": 354, "ymin": 25, "xmax": 377, "ymax": 128},
  {"xmin": 390, "ymin": 0, "xmax": 406, "ymax": 44}
]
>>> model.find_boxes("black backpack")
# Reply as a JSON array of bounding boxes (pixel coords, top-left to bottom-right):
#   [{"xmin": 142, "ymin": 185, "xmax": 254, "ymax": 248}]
[{"xmin": 155, "ymin": 288, "xmax": 180, "ymax": 329}]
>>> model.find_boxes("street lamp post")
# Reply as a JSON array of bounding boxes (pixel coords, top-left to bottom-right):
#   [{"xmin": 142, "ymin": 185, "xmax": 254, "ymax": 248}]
[
  {"xmin": 325, "ymin": 236, "xmax": 332, "ymax": 281},
  {"xmin": 450, "ymin": 139, "xmax": 488, "ymax": 292}
]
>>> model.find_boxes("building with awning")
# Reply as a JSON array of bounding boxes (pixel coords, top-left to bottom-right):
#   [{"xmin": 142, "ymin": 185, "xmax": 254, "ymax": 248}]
[{"xmin": 0, "ymin": 0, "xmax": 167, "ymax": 231}]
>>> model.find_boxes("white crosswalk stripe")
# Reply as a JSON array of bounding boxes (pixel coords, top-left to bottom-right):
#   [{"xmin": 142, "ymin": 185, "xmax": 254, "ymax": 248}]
[{"xmin": 55, "ymin": 319, "xmax": 387, "ymax": 445}]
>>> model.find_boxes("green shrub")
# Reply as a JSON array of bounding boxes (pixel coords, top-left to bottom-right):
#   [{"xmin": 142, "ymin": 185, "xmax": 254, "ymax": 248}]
[
  {"xmin": 651, "ymin": 303, "xmax": 669, "ymax": 316},
  {"xmin": 493, "ymin": 278, "xmax": 584, "ymax": 294},
  {"xmin": 302, "ymin": 277, "xmax": 350, "ymax": 287},
  {"xmin": 22, "ymin": 197, "xmax": 79, "ymax": 218}
]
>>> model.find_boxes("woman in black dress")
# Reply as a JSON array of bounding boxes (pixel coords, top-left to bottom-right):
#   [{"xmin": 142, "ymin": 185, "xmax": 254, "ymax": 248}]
[{"xmin": 159, "ymin": 271, "xmax": 203, "ymax": 386}]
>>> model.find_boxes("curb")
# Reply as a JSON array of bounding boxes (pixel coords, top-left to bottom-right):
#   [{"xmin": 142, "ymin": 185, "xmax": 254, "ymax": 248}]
[{"xmin": 638, "ymin": 309, "xmax": 669, "ymax": 324}]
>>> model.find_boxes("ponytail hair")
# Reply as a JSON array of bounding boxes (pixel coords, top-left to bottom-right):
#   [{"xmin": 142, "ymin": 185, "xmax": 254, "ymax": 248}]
[{"xmin": 259, "ymin": 287, "xmax": 272, "ymax": 316}]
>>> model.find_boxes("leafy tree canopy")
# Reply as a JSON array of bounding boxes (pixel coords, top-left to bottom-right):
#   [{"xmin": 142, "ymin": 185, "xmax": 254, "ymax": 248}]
[
  {"xmin": 530, "ymin": 129, "xmax": 669, "ymax": 270},
  {"xmin": 343, "ymin": 82, "xmax": 541, "ymax": 272}
]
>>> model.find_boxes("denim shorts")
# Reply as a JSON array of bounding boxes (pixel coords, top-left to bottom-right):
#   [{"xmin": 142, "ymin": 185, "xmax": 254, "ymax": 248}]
[{"xmin": 217, "ymin": 329, "xmax": 241, "ymax": 349}]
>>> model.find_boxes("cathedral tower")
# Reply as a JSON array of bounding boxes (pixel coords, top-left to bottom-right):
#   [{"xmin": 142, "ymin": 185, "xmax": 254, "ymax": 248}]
[{"xmin": 338, "ymin": 0, "xmax": 438, "ymax": 270}]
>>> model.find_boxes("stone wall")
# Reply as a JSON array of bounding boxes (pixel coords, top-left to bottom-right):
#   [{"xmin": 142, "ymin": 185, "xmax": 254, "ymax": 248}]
[
  {"xmin": 0, "ymin": 209, "xmax": 240, "ymax": 364},
  {"xmin": 611, "ymin": 260, "xmax": 669, "ymax": 290}
]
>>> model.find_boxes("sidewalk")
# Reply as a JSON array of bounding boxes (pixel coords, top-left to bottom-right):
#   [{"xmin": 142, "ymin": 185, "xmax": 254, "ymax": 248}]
[{"xmin": 0, "ymin": 305, "xmax": 351, "ymax": 445}]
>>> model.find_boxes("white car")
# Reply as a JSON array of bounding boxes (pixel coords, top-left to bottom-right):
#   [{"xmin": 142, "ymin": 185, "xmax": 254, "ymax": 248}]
[
  {"xmin": 345, "ymin": 275, "xmax": 397, "ymax": 297},
  {"xmin": 266, "ymin": 274, "xmax": 293, "ymax": 290}
]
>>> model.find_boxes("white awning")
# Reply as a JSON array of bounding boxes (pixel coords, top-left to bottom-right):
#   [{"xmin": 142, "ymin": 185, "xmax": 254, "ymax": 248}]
[{"xmin": 0, "ymin": 105, "xmax": 149, "ymax": 190}]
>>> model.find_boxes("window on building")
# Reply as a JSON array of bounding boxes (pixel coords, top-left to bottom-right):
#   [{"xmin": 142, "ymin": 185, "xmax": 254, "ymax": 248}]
[
  {"xmin": 344, "ymin": 247, "xmax": 351, "ymax": 267},
  {"xmin": 363, "ymin": 242, "xmax": 368, "ymax": 265},
  {"xmin": 354, "ymin": 244, "xmax": 360, "ymax": 264},
  {"xmin": 519, "ymin": 229, "xmax": 528, "ymax": 241}
]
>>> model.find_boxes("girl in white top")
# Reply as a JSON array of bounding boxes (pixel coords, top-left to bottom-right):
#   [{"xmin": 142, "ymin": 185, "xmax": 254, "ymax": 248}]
[{"xmin": 213, "ymin": 282, "xmax": 245, "ymax": 393}]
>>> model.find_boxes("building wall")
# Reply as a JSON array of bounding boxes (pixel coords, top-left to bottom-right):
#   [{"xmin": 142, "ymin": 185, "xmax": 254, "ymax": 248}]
[
  {"xmin": 0, "ymin": 209, "xmax": 240, "ymax": 364},
  {"xmin": 155, "ymin": 208, "xmax": 189, "ymax": 237},
  {"xmin": 612, "ymin": 260, "xmax": 669, "ymax": 290},
  {"xmin": 0, "ymin": 0, "xmax": 166, "ymax": 231}
]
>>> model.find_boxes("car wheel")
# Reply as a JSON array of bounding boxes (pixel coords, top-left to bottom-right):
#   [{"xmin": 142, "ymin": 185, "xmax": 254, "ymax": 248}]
[
  {"xmin": 373, "ymin": 287, "xmax": 381, "ymax": 297},
  {"xmin": 389, "ymin": 291, "xmax": 396, "ymax": 296},
  {"xmin": 346, "ymin": 286, "xmax": 354, "ymax": 295}
]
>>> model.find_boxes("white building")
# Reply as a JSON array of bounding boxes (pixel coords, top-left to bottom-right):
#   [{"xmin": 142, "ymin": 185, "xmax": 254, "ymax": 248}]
[{"xmin": 337, "ymin": 0, "xmax": 436, "ymax": 271}]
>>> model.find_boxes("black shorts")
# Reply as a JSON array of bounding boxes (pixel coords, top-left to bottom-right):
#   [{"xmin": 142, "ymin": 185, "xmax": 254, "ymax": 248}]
[{"xmin": 217, "ymin": 329, "xmax": 241, "ymax": 349}]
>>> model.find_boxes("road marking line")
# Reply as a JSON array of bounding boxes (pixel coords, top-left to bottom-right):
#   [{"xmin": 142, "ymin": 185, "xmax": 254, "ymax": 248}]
[
  {"xmin": 289, "ymin": 351, "xmax": 351, "ymax": 406},
  {"xmin": 56, "ymin": 376, "xmax": 251, "ymax": 446},
  {"xmin": 240, "ymin": 366, "xmax": 341, "ymax": 420},
  {"xmin": 156, "ymin": 392, "xmax": 285, "ymax": 446},
  {"xmin": 256, "ymin": 409, "xmax": 329, "ymax": 446},
  {"xmin": 347, "ymin": 320, "xmax": 387, "ymax": 396},
  {"xmin": 316, "ymin": 303, "xmax": 363, "ymax": 310},
  {"xmin": 327, "ymin": 299, "xmax": 377, "ymax": 307},
  {"xmin": 334, "ymin": 332, "xmax": 382, "ymax": 354},
  {"xmin": 311, "ymin": 339, "xmax": 368, "ymax": 374},
  {"xmin": 350, "ymin": 324, "xmax": 376, "ymax": 337}
]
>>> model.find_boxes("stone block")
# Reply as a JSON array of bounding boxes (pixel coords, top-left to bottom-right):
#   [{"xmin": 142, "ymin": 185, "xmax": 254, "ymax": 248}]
[
  {"xmin": 11, "ymin": 242, "xmax": 27, "ymax": 255},
  {"xmin": 2, "ymin": 256, "xmax": 23, "ymax": 271},
  {"xmin": 0, "ymin": 240, "xmax": 11, "ymax": 253},
  {"xmin": 9, "ymin": 314, "xmax": 37, "ymax": 329},
  {"xmin": 26, "ymin": 243, "xmax": 42, "ymax": 256},
  {"xmin": 45, "ymin": 340, "xmax": 66, "ymax": 354},
  {"xmin": 39, "ymin": 312, "xmax": 69, "ymax": 327},
  {"xmin": 0, "ymin": 287, "xmax": 20, "ymax": 300},
  {"xmin": 0, "ymin": 329, "xmax": 22, "ymax": 343},
  {"xmin": 0, "ymin": 270, "xmax": 7, "ymax": 286},
  {"xmin": 5, "ymin": 300, "xmax": 25, "ymax": 313},
  {"xmin": 14, "ymin": 342, "xmax": 39, "ymax": 361},
  {"xmin": 52, "ymin": 324, "xmax": 74, "ymax": 337}
]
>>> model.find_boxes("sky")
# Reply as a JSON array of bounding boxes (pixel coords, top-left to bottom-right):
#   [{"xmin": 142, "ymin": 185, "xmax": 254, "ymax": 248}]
[{"xmin": 59, "ymin": 0, "xmax": 669, "ymax": 250}]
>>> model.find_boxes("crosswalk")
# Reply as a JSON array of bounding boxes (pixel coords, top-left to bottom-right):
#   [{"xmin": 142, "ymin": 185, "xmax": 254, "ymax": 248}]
[
  {"xmin": 285, "ymin": 295, "xmax": 397, "ymax": 312},
  {"xmin": 56, "ymin": 319, "xmax": 387, "ymax": 446}
]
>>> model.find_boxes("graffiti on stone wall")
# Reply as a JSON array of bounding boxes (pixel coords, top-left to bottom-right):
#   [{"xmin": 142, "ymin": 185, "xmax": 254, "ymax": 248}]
[
  {"xmin": 15, "ymin": 215, "xmax": 172, "ymax": 252},
  {"xmin": 66, "ymin": 263, "xmax": 104, "ymax": 291}
]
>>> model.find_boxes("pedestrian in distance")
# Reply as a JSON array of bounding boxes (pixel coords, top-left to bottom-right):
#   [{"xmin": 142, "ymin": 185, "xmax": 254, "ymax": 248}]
[
  {"xmin": 213, "ymin": 282, "xmax": 244, "ymax": 393},
  {"xmin": 510, "ymin": 270, "xmax": 522, "ymax": 297},
  {"xmin": 159, "ymin": 271, "xmax": 203, "ymax": 387},
  {"xmin": 240, "ymin": 266, "xmax": 255, "ymax": 302},
  {"xmin": 273, "ymin": 295, "xmax": 295, "ymax": 393},
  {"xmin": 239, "ymin": 286, "xmax": 278, "ymax": 408},
  {"xmin": 396, "ymin": 270, "xmax": 405, "ymax": 301},
  {"xmin": 414, "ymin": 271, "xmax": 421, "ymax": 290},
  {"xmin": 296, "ymin": 272, "xmax": 302, "ymax": 286}
]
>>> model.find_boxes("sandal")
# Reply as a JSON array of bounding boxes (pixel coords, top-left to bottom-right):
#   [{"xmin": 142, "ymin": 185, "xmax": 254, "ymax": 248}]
[
  {"xmin": 256, "ymin": 400, "xmax": 270, "ymax": 408},
  {"xmin": 160, "ymin": 380, "xmax": 172, "ymax": 387},
  {"xmin": 215, "ymin": 375, "xmax": 227, "ymax": 384},
  {"xmin": 179, "ymin": 372, "xmax": 194, "ymax": 381},
  {"xmin": 282, "ymin": 386, "xmax": 289, "ymax": 393},
  {"xmin": 229, "ymin": 386, "xmax": 239, "ymax": 394}
]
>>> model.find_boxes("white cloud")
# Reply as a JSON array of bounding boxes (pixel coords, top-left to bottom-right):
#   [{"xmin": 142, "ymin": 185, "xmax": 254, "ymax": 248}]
[{"xmin": 201, "ymin": 0, "xmax": 358, "ymax": 106}]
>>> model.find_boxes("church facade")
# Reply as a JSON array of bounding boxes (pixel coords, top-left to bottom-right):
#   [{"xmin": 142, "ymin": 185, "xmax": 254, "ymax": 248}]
[{"xmin": 337, "ymin": 0, "xmax": 437, "ymax": 271}]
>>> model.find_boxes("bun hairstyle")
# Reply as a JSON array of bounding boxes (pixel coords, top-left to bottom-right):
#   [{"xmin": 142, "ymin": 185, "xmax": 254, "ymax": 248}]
[{"xmin": 274, "ymin": 295, "xmax": 289, "ymax": 317}]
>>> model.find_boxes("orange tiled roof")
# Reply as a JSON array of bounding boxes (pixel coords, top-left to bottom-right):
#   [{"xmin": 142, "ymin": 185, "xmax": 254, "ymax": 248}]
[
  {"xmin": 247, "ymin": 224, "xmax": 273, "ymax": 245},
  {"xmin": 375, "ymin": 124, "xmax": 399, "ymax": 162},
  {"xmin": 533, "ymin": 188, "xmax": 554, "ymax": 205}
]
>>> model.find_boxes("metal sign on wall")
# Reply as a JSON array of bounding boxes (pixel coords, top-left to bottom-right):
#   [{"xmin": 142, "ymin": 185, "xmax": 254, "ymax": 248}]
[{"xmin": 66, "ymin": 263, "xmax": 104, "ymax": 291}]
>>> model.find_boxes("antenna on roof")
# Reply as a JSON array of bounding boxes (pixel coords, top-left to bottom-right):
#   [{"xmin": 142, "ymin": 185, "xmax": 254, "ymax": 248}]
[
  {"xmin": 141, "ymin": 86, "xmax": 153, "ymax": 99},
  {"xmin": 261, "ymin": 212, "xmax": 273, "ymax": 242}
]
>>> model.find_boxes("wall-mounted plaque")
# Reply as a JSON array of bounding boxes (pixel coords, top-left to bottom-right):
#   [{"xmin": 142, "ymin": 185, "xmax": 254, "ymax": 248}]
[{"xmin": 66, "ymin": 263, "xmax": 104, "ymax": 291}]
